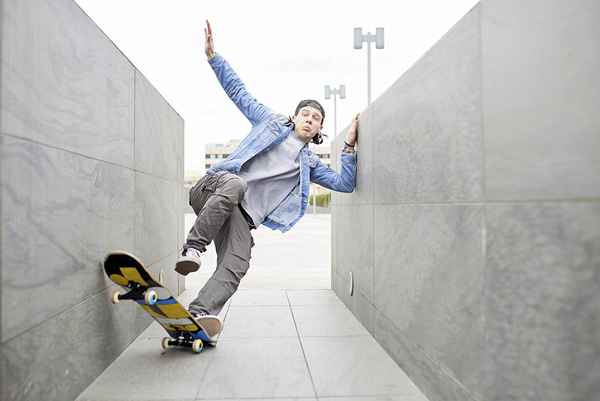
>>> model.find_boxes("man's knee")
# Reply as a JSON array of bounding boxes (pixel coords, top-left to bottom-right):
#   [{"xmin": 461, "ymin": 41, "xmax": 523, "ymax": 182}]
[{"xmin": 221, "ymin": 176, "xmax": 247, "ymax": 204}]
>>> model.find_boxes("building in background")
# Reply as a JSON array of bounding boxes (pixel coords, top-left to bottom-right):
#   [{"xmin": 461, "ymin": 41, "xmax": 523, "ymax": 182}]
[{"xmin": 204, "ymin": 139, "xmax": 242, "ymax": 171}]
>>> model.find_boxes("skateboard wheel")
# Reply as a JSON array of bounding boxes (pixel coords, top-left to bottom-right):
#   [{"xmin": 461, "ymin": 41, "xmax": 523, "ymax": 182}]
[
  {"xmin": 192, "ymin": 339, "xmax": 204, "ymax": 353},
  {"xmin": 111, "ymin": 291, "xmax": 121, "ymax": 304},
  {"xmin": 161, "ymin": 337, "xmax": 171, "ymax": 350},
  {"xmin": 145, "ymin": 290, "xmax": 158, "ymax": 305}
]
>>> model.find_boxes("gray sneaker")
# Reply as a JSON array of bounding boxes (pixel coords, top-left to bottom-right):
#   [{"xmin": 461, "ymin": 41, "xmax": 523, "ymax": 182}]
[
  {"xmin": 175, "ymin": 247, "xmax": 202, "ymax": 275},
  {"xmin": 190, "ymin": 310, "xmax": 222, "ymax": 339}
]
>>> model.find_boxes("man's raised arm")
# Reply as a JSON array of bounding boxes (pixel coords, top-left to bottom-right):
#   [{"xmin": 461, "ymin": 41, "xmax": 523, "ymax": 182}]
[{"xmin": 204, "ymin": 20, "xmax": 272, "ymax": 126}]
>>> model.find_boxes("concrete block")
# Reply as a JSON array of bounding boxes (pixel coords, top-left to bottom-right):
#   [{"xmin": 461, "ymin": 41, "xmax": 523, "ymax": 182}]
[
  {"xmin": 197, "ymin": 337, "xmax": 314, "ymax": 398},
  {"xmin": 374, "ymin": 310, "xmax": 478, "ymax": 401},
  {"xmin": 1, "ymin": 135, "xmax": 135, "ymax": 342},
  {"xmin": 76, "ymin": 338, "xmax": 210, "ymax": 401},
  {"xmin": 372, "ymin": 6, "xmax": 483, "ymax": 203},
  {"xmin": 1, "ymin": 286, "xmax": 138, "ymax": 401},
  {"xmin": 334, "ymin": 205, "xmax": 373, "ymax": 299},
  {"xmin": 134, "ymin": 72, "xmax": 184, "ymax": 182},
  {"xmin": 302, "ymin": 335, "xmax": 422, "ymax": 397},
  {"xmin": 293, "ymin": 303, "xmax": 370, "ymax": 337},
  {"xmin": 222, "ymin": 306, "xmax": 297, "ymax": 338},
  {"xmin": 331, "ymin": 271, "xmax": 375, "ymax": 336},
  {"xmin": 483, "ymin": 202, "xmax": 600, "ymax": 401},
  {"xmin": 482, "ymin": 0, "xmax": 600, "ymax": 200},
  {"xmin": 1, "ymin": 0, "xmax": 134, "ymax": 167},
  {"xmin": 134, "ymin": 172, "xmax": 178, "ymax": 267},
  {"xmin": 373, "ymin": 204, "xmax": 484, "ymax": 392},
  {"xmin": 330, "ymin": 200, "xmax": 338, "ymax": 284}
]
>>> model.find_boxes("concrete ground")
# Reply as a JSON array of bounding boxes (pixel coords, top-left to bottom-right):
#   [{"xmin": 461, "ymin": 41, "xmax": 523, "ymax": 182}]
[{"xmin": 77, "ymin": 214, "xmax": 427, "ymax": 401}]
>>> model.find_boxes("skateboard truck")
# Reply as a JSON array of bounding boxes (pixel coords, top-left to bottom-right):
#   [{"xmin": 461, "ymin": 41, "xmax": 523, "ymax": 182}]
[
  {"xmin": 111, "ymin": 283, "xmax": 158, "ymax": 305},
  {"xmin": 161, "ymin": 335, "xmax": 204, "ymax": 353}
]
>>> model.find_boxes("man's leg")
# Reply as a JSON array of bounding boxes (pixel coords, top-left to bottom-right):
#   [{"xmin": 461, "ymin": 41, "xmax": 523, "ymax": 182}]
[
  {"xmin": 189, "ymin": 206, "xmax": 254, "ymax": 316},
  {"xmin": 184, "ymin": 171, "xmax": 247, "ymax": 254}
]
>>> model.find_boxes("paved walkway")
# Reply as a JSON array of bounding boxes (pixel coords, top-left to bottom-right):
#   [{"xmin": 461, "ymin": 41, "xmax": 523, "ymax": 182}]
[{"xmin": 77, "ymin": 215, "xmax": 427, "ymax": 401}]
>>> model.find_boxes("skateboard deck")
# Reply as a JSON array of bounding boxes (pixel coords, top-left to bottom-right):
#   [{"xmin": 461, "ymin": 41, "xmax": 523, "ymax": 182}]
[{"xmin": 103, "ymin": 250, "xmax": 219, "ymax": 353}]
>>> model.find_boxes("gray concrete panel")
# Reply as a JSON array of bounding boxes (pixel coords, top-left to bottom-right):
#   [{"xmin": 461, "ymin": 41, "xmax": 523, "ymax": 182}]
[
  {"xmin": 134, "ymin": 172, "xmax": 178, "ymax": 267},
  {"xmin": 1, "ymin": 135, "xmax": 135, "ymax": 342},
  {"xmin": 373, "ymin": 204, "xmax": 484, "ymax": 392},
  {"xmin": 372, "ymin": 7, "xmax": 483, "ymax": 203},
  {"xmin": 302, "ymin": 335, "xmax": 421, "ymax": 397},
  {"xmin": 483, "ymin": 202, "xmax": 600, "ymax": 401},
  {"xmin": 76, "ymin": 337, "xmax": 210, "ymax": 401},
  {"xmin": 482, "ymin": 0, "xmax": 600, "ymax": 200},
  {"xmin": 331, "ymin": 200, "xmax": 338, "ymax": 285},
  {"xmin": 198, "ymin": 337, "xmax": 315, "ymax": 398},
  {"xmin": 332, "ymin": 1, "xmax": 600, "ymax": 400},
  {"xmin": 1, "ymin": 285, "xmax": 139, "ymax": 401},
  {"xmin": 332, "ymin": 271, "xmax": 375, "ymax": 336},
  {"xmin": 1, "ymin": 0, "xmax": 134, "ymax": 167},
  {"xmin": 374, "ymin": 311, "xmax": 479, "ymax": 401},
  {"xmin": 334, "ymin": 205, "xmax": 373, "ymax": 299},
  {"xmin": 134, "ymin": 72, "xmax": 184, "ymax": 182}
]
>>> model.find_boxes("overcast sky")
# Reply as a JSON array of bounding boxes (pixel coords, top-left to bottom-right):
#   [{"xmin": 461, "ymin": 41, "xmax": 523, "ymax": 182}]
[{"xmin": 74, "ymin": 0, "xmax": 478, "ymax": 177}]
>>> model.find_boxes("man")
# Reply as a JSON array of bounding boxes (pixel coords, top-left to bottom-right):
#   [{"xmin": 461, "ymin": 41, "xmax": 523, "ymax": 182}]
[{"xmin": 175, "ymin": 20, "xmax": 360, "ymax": 338}]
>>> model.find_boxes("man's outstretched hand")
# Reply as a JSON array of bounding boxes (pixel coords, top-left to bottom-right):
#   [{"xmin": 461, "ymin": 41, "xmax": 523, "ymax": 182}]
[{"xmin": 204, "ymin": 19, "xmax": 215, "ymax": 60}]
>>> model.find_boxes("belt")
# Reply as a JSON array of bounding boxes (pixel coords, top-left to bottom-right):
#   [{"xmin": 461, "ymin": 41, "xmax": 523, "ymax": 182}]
[{"xmin": 238, "ymin": 205, "xmax": 256, "ymax": 230}]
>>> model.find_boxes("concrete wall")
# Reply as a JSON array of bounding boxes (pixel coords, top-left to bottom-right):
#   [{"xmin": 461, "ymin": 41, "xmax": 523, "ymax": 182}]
[
  {"xmin": 331, "ymin": 1, "xmax": 600, "ymax": 401},
  {"xmin": 0, "ymin": 1, "xmax": 186, "ymax": 400}
]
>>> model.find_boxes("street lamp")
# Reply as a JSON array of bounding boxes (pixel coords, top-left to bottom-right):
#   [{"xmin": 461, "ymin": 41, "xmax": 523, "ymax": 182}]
[
  {"xmin": 324, "ymin": 84, "xmax": 346, "ymax": 137},
  {"xmin": 313, "ymin": 84, "xmax": 346, "ymax": 214},
  {"xmin": 353, "ymin": 27, "xmax": 384, "ymax": 105}
]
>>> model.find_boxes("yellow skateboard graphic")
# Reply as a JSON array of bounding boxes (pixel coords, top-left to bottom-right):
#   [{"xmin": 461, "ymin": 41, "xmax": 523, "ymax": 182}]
[{"xmin": 103, "ymin": 250, "xmax": 215, "ymax": 353}]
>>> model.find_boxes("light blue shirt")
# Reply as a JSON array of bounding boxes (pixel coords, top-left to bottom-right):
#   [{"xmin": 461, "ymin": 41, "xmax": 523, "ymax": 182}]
[
  {"xmin": 206, "ymin": 53, "xmax": 357, "ymax": 233},
  {"xmin": 238, "ymin": 131, "xmax": 305, "ymax": 227}
]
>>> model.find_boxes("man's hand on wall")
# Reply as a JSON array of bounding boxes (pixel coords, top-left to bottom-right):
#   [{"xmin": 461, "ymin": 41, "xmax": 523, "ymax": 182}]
[
  {"xmin": 346, "ymin": 113, "xmax": 360, "ymax": 146},
  {"xmin": 204, "ymin": 19, "xmax": 215, "ymax": 60}
]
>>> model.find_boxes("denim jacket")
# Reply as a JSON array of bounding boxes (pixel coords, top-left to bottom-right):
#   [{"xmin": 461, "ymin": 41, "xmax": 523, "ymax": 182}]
[{"xmin": 206, "ymin": 53, "xmax": 357, "ymax": 233}]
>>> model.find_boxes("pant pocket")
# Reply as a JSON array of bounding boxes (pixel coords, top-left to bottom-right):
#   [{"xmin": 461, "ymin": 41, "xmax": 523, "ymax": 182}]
[
  {"xmin": 230, "ymin": 215, "xmax": 253, "ymax": 262},
  {"xmin": 201, "ymin": 171, "xmax": 224, "ymax": 193},
  {"xmin": 190, "ymin": 174, "xmax": 216, "ymax": 213}
]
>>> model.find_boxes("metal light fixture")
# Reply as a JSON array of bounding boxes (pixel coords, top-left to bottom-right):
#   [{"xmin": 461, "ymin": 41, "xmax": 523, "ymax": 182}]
[
  {"xmin": 324, "ymin": 84, "xmax": 346, "ymax": 137},
  {"xmin": 353, "ymin": 27, "xmax": 384, "ymax": 105}
]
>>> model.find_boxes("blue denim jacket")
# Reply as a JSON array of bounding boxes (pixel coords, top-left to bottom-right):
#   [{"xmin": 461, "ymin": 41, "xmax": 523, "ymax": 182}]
[{"xmin": 206, "ymin": 53, "xmax": 357, "ymax": 233}]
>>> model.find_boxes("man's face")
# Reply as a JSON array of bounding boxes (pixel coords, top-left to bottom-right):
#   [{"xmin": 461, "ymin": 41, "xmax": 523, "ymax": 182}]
[{"xmin": 293, "ymin": 106, "xmax": 323, "ymax": 142}]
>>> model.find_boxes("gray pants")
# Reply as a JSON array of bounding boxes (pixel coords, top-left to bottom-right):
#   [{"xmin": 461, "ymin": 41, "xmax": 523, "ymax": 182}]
[{"xmin": 184, "ymin": 170, "xmax": 255, "ymax": 316}]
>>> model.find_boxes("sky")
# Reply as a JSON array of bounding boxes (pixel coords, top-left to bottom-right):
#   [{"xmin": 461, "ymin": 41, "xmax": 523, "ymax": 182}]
[{"xmin": 74, "ymin": 0, "xmax": 479, "ymax": 178}]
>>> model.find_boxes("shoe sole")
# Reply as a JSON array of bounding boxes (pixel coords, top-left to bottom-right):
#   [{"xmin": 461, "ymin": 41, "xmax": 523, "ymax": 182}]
[
  {"xmin": 175, "ymin": 258, "xmax": 201, "ymax": 275},
  {"xmin": 195, "ymin": 315, "xmax": 222, "ymax": 338}
]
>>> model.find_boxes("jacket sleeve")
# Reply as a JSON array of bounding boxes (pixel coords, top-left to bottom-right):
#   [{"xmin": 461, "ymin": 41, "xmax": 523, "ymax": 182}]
[
  {"xmin": 309, "ymin": 151, "xmax": 357, "ymax": 193},
  {"xmin": 208, "ymin": 53, "xmax": 273, "ymax": 126}
]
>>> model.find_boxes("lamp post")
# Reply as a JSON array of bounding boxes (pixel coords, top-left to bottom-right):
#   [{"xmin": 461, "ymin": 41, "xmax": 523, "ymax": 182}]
[
  {"xmin": 320, "ymin": 84, "xmax": 346, "ymax": 213},
  {"xmin": 324, "ymin": 84, "xmax": 346, "ymax": 137},
  {"xmin": 353, "ymin": 27, "xmax": 384, "ymax": 106}
]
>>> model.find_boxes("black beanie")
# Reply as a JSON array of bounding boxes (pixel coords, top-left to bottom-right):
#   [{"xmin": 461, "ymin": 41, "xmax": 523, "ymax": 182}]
[{"xmin": 294, "ymin": 99, "xmax": 325, "ymax": 124}]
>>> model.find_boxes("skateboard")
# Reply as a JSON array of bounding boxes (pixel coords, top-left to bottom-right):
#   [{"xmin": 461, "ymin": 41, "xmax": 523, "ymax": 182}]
[{"xmin": 103, "ymin": 250, "xmax": 219, "ymax": 353}]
